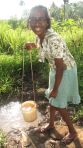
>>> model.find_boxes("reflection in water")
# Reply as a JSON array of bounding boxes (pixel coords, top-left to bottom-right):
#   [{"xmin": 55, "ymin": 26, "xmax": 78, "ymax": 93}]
[{"xmin": 0, "ymin": 101, "xmax": 43, "ymax": 132}]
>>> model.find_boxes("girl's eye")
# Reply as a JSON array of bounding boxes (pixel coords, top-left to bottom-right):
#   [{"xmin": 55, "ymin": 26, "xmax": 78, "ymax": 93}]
[{"xmin": 29, "ymin": 17, "xmax": 47, "ymax": 24}]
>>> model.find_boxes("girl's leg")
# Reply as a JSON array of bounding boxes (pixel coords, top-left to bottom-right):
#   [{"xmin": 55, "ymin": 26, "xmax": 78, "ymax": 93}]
[
  {"xmin": 58, "ymin": 108, "xmax": 76, "ymax": 134},
  {"xmin": 49, "ymin": 105, "xmax": 56, "ymax": 127},
  {"xmin": 40, "ymin": 105, "xmax": 56, "ymax": 132},
  {"xmin": 58, "ymin": 108, "xmax": 77, "ymax": 144}
]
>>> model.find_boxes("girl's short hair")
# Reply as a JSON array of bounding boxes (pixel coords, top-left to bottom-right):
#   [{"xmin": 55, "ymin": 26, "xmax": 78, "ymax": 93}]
[{"xmin": 29, "ymin": 5, "xmax": 51, "ymax": 29}]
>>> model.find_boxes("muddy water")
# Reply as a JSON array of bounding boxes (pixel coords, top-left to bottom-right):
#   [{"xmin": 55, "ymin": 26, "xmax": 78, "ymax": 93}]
[{"xmin": 0, "ymin": 101, "xmax": 44, "ymax": 133}]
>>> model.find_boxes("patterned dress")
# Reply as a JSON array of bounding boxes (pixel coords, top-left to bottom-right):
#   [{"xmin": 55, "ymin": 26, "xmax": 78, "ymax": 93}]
[{"xmin": 36, "ymin": 28, "xmax": 80, "ymax": 108}]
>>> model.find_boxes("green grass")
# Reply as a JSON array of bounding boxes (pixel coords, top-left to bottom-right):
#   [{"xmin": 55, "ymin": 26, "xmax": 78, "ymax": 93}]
[
  {"xmin": 0, "ymin": 129, "xmax": 6, "ymax": 147},
  {"xmin": 0, "ymin": 19, "xmax": 83, "ymax": 101}
]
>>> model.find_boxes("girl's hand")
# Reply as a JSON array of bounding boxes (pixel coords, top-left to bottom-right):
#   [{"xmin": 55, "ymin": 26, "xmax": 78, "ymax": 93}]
[
  {"xmin": 24, "ymin": 43, "xmax": 37, "ymax": 50},
  {"xmin": 49, "ymin": 89, "xmax": 57, "ymax": 98}
]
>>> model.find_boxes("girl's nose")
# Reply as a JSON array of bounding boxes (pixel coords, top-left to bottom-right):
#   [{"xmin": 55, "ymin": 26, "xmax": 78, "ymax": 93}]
[{"xmin": 35, "ymin": 21, "xmax": 40, "ymax": 26}]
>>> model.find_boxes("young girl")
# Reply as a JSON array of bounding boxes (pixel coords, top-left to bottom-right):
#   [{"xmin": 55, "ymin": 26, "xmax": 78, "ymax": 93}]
[{"xmin": 25, "ymin": 5, "xmax": 80, "ymax": 145}]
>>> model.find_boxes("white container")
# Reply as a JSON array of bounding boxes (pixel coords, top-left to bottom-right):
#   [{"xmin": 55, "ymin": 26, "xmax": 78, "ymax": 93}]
[{"xmin": 21, "ymin": 101, "xmax": 37, "ymax": 122}]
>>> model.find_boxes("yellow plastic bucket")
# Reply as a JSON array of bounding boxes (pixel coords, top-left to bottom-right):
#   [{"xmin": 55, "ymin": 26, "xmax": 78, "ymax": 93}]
[{"xmin": 21, "ymin": 101, "xmax": 37, "ymax": 122}]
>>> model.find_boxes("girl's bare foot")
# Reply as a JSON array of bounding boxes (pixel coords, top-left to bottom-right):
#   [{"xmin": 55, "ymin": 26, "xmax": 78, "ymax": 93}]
[
  {"xmin": 61, "ymin": 132, "xmax": 77, "ymax": 145},
  {"xmin": 39, "ymin": 123, "xmax": 54, "ymax": 133}
]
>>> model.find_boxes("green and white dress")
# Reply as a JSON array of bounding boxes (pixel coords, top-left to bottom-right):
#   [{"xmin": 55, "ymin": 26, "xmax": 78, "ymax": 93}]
[{"xmin": 37, "ymin": 28, "xmax": 80, "ymax": 108}]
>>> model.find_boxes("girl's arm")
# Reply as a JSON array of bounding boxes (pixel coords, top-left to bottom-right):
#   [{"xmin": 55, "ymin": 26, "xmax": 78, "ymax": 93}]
[{"xmin": 49, "ymin": 58, "xmax": 66, "ymax": 98}]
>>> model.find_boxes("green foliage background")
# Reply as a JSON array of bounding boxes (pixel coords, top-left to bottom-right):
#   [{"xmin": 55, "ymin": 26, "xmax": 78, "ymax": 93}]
[{"xmin": 0, "ymin": 19, "xmax": 83, "ymax": 102}]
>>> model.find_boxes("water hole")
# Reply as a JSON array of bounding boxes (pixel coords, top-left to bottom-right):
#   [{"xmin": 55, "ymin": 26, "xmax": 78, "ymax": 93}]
[{"xmin": 0, "ymin": 101, "xmax": 44, "ymax": 133}]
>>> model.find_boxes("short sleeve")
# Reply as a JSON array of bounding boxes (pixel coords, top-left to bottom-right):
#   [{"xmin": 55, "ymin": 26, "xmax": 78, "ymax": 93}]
[{"xmin": 48, "ymin": 34, "xmax": 66, "ymax": 59}]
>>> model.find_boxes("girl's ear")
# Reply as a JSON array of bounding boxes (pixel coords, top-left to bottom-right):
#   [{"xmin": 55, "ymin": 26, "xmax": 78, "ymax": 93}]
[{"xmin": 46, "ymin": 21, "xmax": 49, "ymax": 29}]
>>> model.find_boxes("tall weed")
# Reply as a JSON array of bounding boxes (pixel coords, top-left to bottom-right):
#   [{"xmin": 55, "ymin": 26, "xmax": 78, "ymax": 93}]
[{"xmin": 0, "ymin": 20, "xmax": 83, "ymax": 101}]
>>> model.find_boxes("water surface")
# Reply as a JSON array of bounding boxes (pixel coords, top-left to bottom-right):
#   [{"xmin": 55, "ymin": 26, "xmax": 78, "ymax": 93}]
[{"xmin": 0, "ymin": 101, "xmax": 43, "ymax": 132}]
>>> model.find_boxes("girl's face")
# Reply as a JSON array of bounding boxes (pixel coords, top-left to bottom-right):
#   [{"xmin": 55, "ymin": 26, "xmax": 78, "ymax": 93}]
[{"xmin": 29, "ymin": 9, "xmax": 48, "ymax": 39}]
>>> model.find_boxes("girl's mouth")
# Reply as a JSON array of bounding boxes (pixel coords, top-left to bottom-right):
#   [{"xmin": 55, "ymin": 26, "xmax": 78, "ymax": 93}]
[
  {"xmin": 34, "ymin": 27, "xmax": 42, "ymax": 36},
  {"xmin": 34, "ymin": 27, "xmax": 41, "ymax": 32}
]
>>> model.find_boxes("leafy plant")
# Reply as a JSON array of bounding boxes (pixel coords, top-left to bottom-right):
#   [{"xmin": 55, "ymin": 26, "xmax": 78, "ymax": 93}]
[
  {"xmin": 72, "ymin": 105, "xmax": 83, "ymax": 122},
  {"xmin": 0, "ymin": 19, "xmax": 83, "ymax": 102},
  {"xmin": 0, "ymin": 129, "xmax": 6, "ymax": 147}
]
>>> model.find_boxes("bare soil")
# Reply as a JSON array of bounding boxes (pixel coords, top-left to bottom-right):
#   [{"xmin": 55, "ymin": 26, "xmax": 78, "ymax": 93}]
[
  {"xmin": 6, "ymin": 117, "xmax": 83, "ymax": 148},
  {"xmin": 1, "ymin": 88, "xmax": 83, "ymax": 148}
]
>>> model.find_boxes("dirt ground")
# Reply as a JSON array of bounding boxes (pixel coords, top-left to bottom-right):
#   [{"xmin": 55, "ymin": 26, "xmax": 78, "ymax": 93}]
[
  {"xmin": 6, "ymin": 120, "xmax": 83, "ymax": 148},
  {"xmin": 5, "ymin": 106, "xmax": 83, "ymax": 147},
  {"xmin": 29, "ymin": 123, "xmax": 83, "ymax": 148},
  {"xmin": 1, "ymin": 88, "xmax": 83, "ymax": 148}
]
